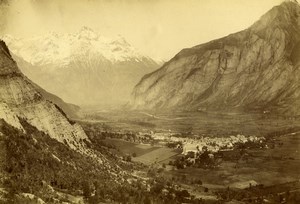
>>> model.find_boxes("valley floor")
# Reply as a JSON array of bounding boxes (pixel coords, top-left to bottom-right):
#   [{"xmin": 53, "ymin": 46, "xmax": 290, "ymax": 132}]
[{"xmin": 78, "ymin": 110, "xmax": 300, "ymax": 203}]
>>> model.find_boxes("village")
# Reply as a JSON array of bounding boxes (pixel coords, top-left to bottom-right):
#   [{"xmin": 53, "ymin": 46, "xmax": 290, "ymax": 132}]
[{"xmin": 148, "ymin": 131, "xmax": 266, "ymax": 154}]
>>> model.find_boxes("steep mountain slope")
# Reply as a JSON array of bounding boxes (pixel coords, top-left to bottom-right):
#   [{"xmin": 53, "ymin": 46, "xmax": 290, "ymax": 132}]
[
  {"xmin": 132, "ymin": 1, "xmax": 300, "ymax": 115},
  {"xmin": 0, "ymin": 39, "xmax": 87, "ymax": 149},
  {"xmin": 11, "ymin": 53, "xmax": 81, "ymax": 118},
  {"xmin": 3, "ymin": 27, "xmax": 160, "ymax": 106}
]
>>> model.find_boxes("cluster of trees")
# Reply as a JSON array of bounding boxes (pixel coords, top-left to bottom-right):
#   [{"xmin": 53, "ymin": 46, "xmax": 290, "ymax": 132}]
[
  {"xmin": 0, "ymin": 119, "xmax": 121, "ymax": 203},
  {"xmin": 170, "ymin": 148, "xmax": 220, "ymax": 169},
  {"xmin": 74, "ymin": 172, "xmax": 208, "ymax": 204},
  {"xmin": 216, "ymin": 184, "xmax": 300, "ymax": 203},
  {"xmin": 80, "ymin": 122, "xmax": 157, "ymax": 145},
  {"xmin": 234, "ymin": 140, "xmax": 266, "ymax": 150},
  {"xmin": 0, "ymin": 119, "xmax": 212, "ymax": 203},
  {"xmin": 84, "ymin": 126, "xmax": 142, "ymax": 143},
  {"xmin": 144, "ymin": 177, "xmax": 206, "ymax": 204},
  {"xmin": 165, "ymin": 141, "xmax": 183, "ymax": 149}
]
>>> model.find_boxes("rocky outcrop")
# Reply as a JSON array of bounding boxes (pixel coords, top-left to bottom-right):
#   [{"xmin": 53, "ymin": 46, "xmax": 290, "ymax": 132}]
[
  {"xmin": 0, "ymin": 39, "xmax": 88, "ymax": 149},
  {"xmin": 131, "ymin": 1, "xmax": 300, "ymax": 115}
]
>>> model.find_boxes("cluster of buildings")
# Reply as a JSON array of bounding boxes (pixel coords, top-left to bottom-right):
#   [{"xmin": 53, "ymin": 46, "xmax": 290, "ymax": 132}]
[{"xmin": 148, "ymin": 131, "xmax": 265, "ymax": 154}]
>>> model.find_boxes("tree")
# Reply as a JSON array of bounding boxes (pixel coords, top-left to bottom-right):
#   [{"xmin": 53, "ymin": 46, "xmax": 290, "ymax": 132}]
[
  {"xmin": 151, "ymin": 182, "xmax": 164, "ymax": 194},
  {"xmin": 175, "ymin": 190, "xmax": 190, "ymax": 202},
  {"xmin": 144, "ymin": 196, "xmax": 151, "ymax": 204},
  {"xmin": 126, "ymin": 155, "xmax": 132, "ymax": 162},
  {"xmin": 94, "ymin": 185, "xmax": 105, "ymax": 201},
  {"xmin": 82, "ymin": 181, "xmax": 92, "ymax": 198}
]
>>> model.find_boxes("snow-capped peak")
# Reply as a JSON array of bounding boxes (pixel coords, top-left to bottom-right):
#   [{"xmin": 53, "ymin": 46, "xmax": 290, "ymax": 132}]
[
  {"xmin": 2, "ymin": 27, "xmax": 150, "ymax": 66},
  {"xmin": 77, "ymin": 26, "xmax": 99, "ymax": 40}
]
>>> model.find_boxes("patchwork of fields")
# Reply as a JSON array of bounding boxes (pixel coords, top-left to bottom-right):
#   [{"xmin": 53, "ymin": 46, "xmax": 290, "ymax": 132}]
[
  {"xmin": 163, "ymin": 132, "xmax": 300, "ymax": 188},
  {"xmin": 80, "ymin": 110, "xmax": 300, "ymax": 202},
  {"xmin": 104, "ymin": 131, "xmax": 300, "ymax": 188}
]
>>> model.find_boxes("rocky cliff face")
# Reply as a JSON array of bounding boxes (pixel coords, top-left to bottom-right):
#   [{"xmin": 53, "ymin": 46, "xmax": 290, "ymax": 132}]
[
  {"xmin": 0, "ymin": 40, "xmax": 88, "ymax": 149},
  {"xmin": 132, "ymin": 1, "xmax": 300, "ymax": 115}
]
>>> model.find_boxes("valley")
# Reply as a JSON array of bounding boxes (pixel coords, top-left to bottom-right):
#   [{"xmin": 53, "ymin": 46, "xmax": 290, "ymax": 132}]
[
  {"xmin": 81, "ymin": 109, "xmax": 300, "ymax": 137},
  {"xmin": 0, "ymin": 0, "xmax": 300, "ymax": 203},
  {"xmin": 78, "ymin": 110, "xmax": 300, "ymax": 203}
]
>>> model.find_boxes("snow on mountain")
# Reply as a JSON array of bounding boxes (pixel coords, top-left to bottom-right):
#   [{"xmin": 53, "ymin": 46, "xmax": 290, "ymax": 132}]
[
  {"xmin": 3, "ymin": 27, "xmax": 160, "ymax": 106},
  {"xmin": 3, "ymin": 26, "xmax": 148, "ymax": 67}
]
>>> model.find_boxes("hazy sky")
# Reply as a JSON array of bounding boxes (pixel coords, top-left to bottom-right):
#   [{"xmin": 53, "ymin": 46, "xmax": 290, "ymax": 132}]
[{"xmin": 1, "ymin": 0, "xmax": 284, "ymax": 60}]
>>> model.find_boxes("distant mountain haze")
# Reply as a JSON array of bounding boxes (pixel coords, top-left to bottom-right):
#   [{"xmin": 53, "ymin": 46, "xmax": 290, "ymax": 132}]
[
  {"xmin": 3, "ymin": 27, "xmax": 161, "ymax": 106},
  {"xmin": 0, "ymin": 39, "xmax": 88, "ymax": 149},
  {"xmin": 9, "ymin": 53, "xmax": 80, "ymax": 118},
  {"xmin": 131, "ymin": 1, "xmax": 300, "ymax": 116}
]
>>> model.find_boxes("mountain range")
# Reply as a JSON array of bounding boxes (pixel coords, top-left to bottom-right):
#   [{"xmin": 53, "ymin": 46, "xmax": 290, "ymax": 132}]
[
  {"xmin": 131, "ymin": 1, "xmax": 300, "ymax": 116},
  {"xmin": 3, "ymin": 27, "xmax": 161, "ymax": 106}
]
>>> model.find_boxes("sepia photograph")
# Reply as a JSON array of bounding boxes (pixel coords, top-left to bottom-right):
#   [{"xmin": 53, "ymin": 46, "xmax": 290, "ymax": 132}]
[{"xmin": 0, "ymin": 0, "xmax": 300, "ymax": 203}]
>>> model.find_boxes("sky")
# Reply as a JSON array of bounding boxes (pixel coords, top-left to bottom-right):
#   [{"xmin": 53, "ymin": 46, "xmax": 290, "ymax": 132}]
[{"xmin": 0, "ymin": 0, "xmax": 284, "ymax": 61}]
